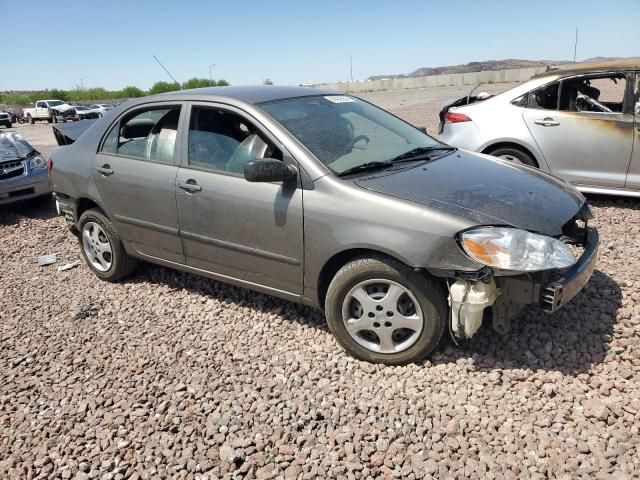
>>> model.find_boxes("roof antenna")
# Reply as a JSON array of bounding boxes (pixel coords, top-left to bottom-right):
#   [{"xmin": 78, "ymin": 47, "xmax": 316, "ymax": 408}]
[{"xmin": 152, "ymin": 55, "xmax": 182, "ymax": 89}]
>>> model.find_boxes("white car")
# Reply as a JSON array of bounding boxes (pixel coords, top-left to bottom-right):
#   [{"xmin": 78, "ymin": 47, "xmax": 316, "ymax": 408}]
[
  {"xmin": 439, "ymin": 60, "xmax": 640, "ymax": 197},
  {"xmin": 88, "ymin": 104, "xmax": 114, "ymax": 116}
]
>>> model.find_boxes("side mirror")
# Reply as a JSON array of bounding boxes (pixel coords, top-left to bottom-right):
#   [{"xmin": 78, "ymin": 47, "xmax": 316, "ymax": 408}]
[
  {"xmin": 244, "ymin": 159, "xmax": 297, "ymax": 183},
  {"xmin": 417, "ymin": 126, "xmax": 427, "ymax": 134}
]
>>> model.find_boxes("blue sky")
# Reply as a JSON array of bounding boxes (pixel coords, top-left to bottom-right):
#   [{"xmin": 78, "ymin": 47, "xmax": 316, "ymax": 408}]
[{"xmin": 1, "ymin": 0, "xmax": 639, "ymax": 91}]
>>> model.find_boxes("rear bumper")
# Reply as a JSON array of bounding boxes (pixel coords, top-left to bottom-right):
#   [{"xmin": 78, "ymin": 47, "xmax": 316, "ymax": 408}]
[
  {"xmin": 540, "ymin": 227, "xmax": 599, "ymax": 312},
  {"xmin": 439, "ymin": 121, "xmax": 484, "ymax": 151}
]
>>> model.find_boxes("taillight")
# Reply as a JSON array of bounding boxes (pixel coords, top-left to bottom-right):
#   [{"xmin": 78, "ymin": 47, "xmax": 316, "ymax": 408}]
[
  {"xmin": 445, "ymin": 112, "xmax": 472, "ymax": 124},
  {"xmin": 47, "ymin": 158, "xmax": 53, "ymax": 173}
]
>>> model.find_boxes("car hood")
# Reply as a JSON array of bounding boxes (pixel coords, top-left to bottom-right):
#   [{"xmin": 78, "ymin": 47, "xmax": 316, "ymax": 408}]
[
  {"xmin": 355, "ymin": 150, "xmax": 585, "ymax": 236},
  {"xmin": 0, "ymin": 132, "xmax": 35, "ymax": 161}
]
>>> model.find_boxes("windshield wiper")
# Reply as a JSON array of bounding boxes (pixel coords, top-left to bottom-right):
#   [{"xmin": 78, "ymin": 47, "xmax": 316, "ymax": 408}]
[
  {"xmin": 337, "ymin": 161, "xmax": 393, "ymax": 177},
  {"xmin": 390, "ymin": 145, "xmax": 456, "ymax": 163}
]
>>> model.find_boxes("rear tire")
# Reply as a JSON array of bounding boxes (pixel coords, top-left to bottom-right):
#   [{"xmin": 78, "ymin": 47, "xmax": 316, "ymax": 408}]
[
  {"xmin": 325, "ymin": 255, "xmax": 446, "ymax": 365},
  {"xmin": 28, "ymin": 115, "xmax": 34, "ymax": 124},
  {"xmin": 78, "ymin": 208, "xmax": 138, "ymax": 282},
  {"xmin": 487, "ymin": 146, "xmax": 537, "ymax": 167}
]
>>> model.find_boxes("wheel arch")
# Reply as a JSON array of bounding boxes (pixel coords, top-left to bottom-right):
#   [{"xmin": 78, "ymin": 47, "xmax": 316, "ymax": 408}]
[
  {"xmin": 75, "ymin": 196, "xmax": 108, "ymax": 221},
  {"xmin": 480, "ymin": 140, "xmax": 544, "ymax": 169},
  {"xmin": 316, "ymin": 247, "xmax": 441, "ymax": 309}
]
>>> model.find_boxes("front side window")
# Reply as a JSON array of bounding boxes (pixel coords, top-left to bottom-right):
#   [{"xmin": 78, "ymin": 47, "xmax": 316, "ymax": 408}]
[
  {"xmin": 187, "ymin": 106, "xmax": 281, "ymax": 175},
  {"xmin": 559, "ymin": 74, "xmax": 627, "ymax": 113},
  {"xmin": 260, "ymin": 95, "xmax": 440, "ymax": 175},
  {"xmin": 101, "ymin": 106, "xmax": 181, "ymax": 163},
  {"xmin": 36, "ymin": 102, "xmax": 45, "ymax": 108}
]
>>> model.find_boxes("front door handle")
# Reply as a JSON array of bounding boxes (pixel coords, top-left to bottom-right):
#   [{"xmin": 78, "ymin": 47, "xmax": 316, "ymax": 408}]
[
  {"xmin": 96, "ymin": 164, "xmax": 114, "ymax": 175},
  {"xmin": 534, "ymin": 117, "xmax": 560, "ymax": 127},
  {"xmin": 177, "ymin": 180, "xmax": 202, "ymax": 193}
]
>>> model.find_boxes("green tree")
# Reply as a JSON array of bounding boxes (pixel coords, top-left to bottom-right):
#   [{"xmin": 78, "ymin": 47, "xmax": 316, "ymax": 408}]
[
  {"xmin": 120, "ymin": 86, "xmax": 145, "ymax": 98},
  {"xmin": 48, "ymin": 89, "xmax": 69, "ymax": 102},
  {"xmin": 182, "ymin": 77, "xmax": 214, "ymax": 89},
  {"xmin": 216, "ymin": 79, "xmax": 229, "ymax": 86},
  {"xmin": 0, "ymin": 93, "xmax": 33, "ymax": 106},
  {"xmin": 263, "ymin": 78, "xmax": 273, "ymax": 85},
  {"xmin": 149, "ymin": 81, "xmax": 180, "ymax": 95}
]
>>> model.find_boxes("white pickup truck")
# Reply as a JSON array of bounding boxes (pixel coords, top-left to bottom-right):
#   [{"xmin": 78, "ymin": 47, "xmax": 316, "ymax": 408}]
[{"xmin": 23, "ymin": 100, "xmax": 78, "ymax": 124}]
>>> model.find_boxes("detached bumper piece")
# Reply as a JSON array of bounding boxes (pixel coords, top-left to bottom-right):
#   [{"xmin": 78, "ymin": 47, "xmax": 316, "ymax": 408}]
[{"xmin": 540, "ymin": 227, "xmax": 599, "ymax": 312}]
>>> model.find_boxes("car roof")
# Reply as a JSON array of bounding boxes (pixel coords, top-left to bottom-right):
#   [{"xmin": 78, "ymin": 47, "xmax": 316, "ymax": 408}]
[
  {"xmin": 150, "ymin": 85, "xmax": 337, "ymax": 105},
  {"xmin": 532, "ymin": 60, "xmax": 640, "ymax": 79}
]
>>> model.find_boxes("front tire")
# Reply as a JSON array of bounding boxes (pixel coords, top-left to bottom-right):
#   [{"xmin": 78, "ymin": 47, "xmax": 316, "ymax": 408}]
[
  {"xmin": 78, "ymin": 208, "xmax": 138, "ymax": 282},
  {"xmin": 487, "ymin": 146, "xmax": 537, "ymax": 167},
  {"xmin": 325, "ymin": 256, "xmax": 446, "ymax": 365}
]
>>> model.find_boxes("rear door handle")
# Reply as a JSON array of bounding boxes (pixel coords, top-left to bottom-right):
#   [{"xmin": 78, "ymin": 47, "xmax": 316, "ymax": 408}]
[
  {"xmin": 534, "ymin": 117, "xmax": 560, "ymax": 127},
  {"xmin": 177, "ymin": 180, "xmax": 202, "ymax": 193},
  {"xmin": 95, "ymin": 164, "xmax": 114, "ymax": 175}
]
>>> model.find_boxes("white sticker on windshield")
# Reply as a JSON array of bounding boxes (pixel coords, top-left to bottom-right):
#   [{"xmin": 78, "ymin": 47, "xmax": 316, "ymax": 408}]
[{"xmin": 324, "ymin": 95, "xmax": 355, "ymax": 103}]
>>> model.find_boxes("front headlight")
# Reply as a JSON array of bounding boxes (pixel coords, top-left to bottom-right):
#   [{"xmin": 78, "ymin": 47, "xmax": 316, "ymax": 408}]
[
  {"xmin": 29, "ymin": 154, "xmax": 46, "ymax": 169},
  {"xmin": 460, "ymin": 227, "xmax": 575, "ymax": 272}
]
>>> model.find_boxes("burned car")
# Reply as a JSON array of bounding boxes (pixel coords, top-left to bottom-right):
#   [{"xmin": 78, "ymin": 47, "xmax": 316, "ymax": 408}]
[
  {"xmin": 49, "ymin": 86, "xmax": 598, "ymax": 364},
  {"xmin": 440, "ymin": 61, "xmax": 640, "ymax": 197},
  {"xmin": 0, "ymin": 132, "xmax": 50, "ymax": 205}
]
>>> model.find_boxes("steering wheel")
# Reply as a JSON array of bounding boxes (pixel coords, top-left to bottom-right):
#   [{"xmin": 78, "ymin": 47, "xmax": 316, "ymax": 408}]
[{"xmin": 344, "ymin": 135, "xmax": 370, "ymax": 153}]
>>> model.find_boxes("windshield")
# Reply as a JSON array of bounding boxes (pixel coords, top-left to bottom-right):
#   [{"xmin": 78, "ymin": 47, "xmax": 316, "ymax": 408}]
[
  {"xmin": 260, "ymin": 95, "xmax": 442, "ymax": 175},
  {"xmin": 47, "ymin": 100, "xmax": 63, "ymax": 107},
  {"xmin": 75, "ymin": 106, "xmax": 88, "ymax": 111}
]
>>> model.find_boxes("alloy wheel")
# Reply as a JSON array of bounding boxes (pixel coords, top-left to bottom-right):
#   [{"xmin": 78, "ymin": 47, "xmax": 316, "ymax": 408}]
[
  {"xmin": 498, "ymin": 154, "xmax": 523, "ymax": 164},
  {"xmin": 341, "ymin": 279, "xmax": 424, "ymax": 354},
  {"xmin": 82, "ymin": 221, "xmax": 113, "ymax": 272}
]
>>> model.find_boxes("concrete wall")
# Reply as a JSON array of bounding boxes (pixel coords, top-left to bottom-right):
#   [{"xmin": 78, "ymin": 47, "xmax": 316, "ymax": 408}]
[{"xmin": 315, "ymin": 66, "xmax": 549, "ymax": 93}]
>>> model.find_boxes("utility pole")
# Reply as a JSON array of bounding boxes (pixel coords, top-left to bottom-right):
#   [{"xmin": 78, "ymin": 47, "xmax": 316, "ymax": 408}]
[
  {"xmin": 209, "ymin": 64, "xmax": 216, "ymax": 86},
  {"xmin": 346, "ymin": 54, "xmax": 353, "ymax": 82},
  {"xmin": 152, "ymin": 55, "xmax": 181, "ymax": 88},
  {"xmin": 573, "ymin": 27, "xmax": 578, "ymax": 62}
]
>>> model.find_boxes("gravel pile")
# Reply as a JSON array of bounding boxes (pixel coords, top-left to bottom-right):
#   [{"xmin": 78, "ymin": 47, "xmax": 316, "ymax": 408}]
[
  {"xmin": 2, "ymin": 197, "xmax": 639, "ymax": 479},
  {"xmin": 2, "ymin": 92, "xmax": 639, "ymax": 479}
]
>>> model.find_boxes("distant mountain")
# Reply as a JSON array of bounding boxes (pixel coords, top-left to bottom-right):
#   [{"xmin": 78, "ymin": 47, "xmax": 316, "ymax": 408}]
[
  {"xmin": 367, "ymin": 57, "xmax": 639, "ymax": 81},
  {"xmin": 581, "ymin": 56, "xmax": 640, "ymax": 63}
]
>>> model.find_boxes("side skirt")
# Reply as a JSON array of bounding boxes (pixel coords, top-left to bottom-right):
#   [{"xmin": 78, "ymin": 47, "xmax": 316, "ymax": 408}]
[{"xmin": 132, "ymin": 251, "xmax": 306, "ymax": 306}]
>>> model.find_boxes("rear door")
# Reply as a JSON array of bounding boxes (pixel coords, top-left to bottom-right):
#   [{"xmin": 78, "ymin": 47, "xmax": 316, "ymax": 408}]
[
  {"xmin": 175, "ymin": 102, "xmax": 304, "ymax": 295},
  {"xmin": 521, "ymin": 73, "xmax": 634, "ymax": 188},
  {"xmin": 94, "ymin": 102, "xmax": 185, "ymax": 263},
  {"xmin": 625, "ymin": 71, "xmax": 640, "ymax": 190}
]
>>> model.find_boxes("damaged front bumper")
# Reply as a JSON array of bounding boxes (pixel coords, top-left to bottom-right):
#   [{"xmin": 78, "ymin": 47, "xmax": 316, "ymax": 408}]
[
  {"xmin": 449, "ymin": 226, "xmax": 599, "ymax": 338},
  {"xmin": 540, "ymin": 227, "xmax": 599, "ymax": 312}
]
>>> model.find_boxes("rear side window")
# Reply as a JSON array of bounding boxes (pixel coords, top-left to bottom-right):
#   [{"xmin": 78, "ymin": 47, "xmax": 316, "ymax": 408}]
[
  {"xmin": 101, "ymin": 106, "xmax": 181, "ymax": 163},
  {"xmin": 527, "ymin": 82, "xmax": 559, "ymax": 110}
]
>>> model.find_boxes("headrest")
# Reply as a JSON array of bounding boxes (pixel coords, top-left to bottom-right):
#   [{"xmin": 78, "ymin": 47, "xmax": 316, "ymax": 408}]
[{"xmin": 121, "ymin": 118, "xmax": 155, "ymax": 139}]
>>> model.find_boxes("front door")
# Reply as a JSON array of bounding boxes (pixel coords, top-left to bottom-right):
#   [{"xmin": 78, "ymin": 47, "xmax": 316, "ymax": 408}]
[
  {"xmin": 625, "ymin": 72, "xmax": 640, "ymax": 190},
  {"xmin": 176, "ymin": 103, "xmax": 304, "ymax": 295},
  {"xmin": 94, "ymin": 103, "xmax": 185, "ymax": 263},
  {"xmin": 521, "ymin": 73, "xmax": 634, "ymax": 188}
]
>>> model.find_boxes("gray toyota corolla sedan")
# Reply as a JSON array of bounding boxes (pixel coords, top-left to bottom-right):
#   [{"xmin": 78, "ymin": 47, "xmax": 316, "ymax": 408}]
[{"xmin": 49, "ymin": 86, "xmax": 598, "ymax": 365}]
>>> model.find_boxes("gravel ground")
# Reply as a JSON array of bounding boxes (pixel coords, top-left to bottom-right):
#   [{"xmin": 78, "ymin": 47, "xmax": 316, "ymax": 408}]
[{"xmin": 1, "ymin": 87, "xmax": 640, "ymax": 479}]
